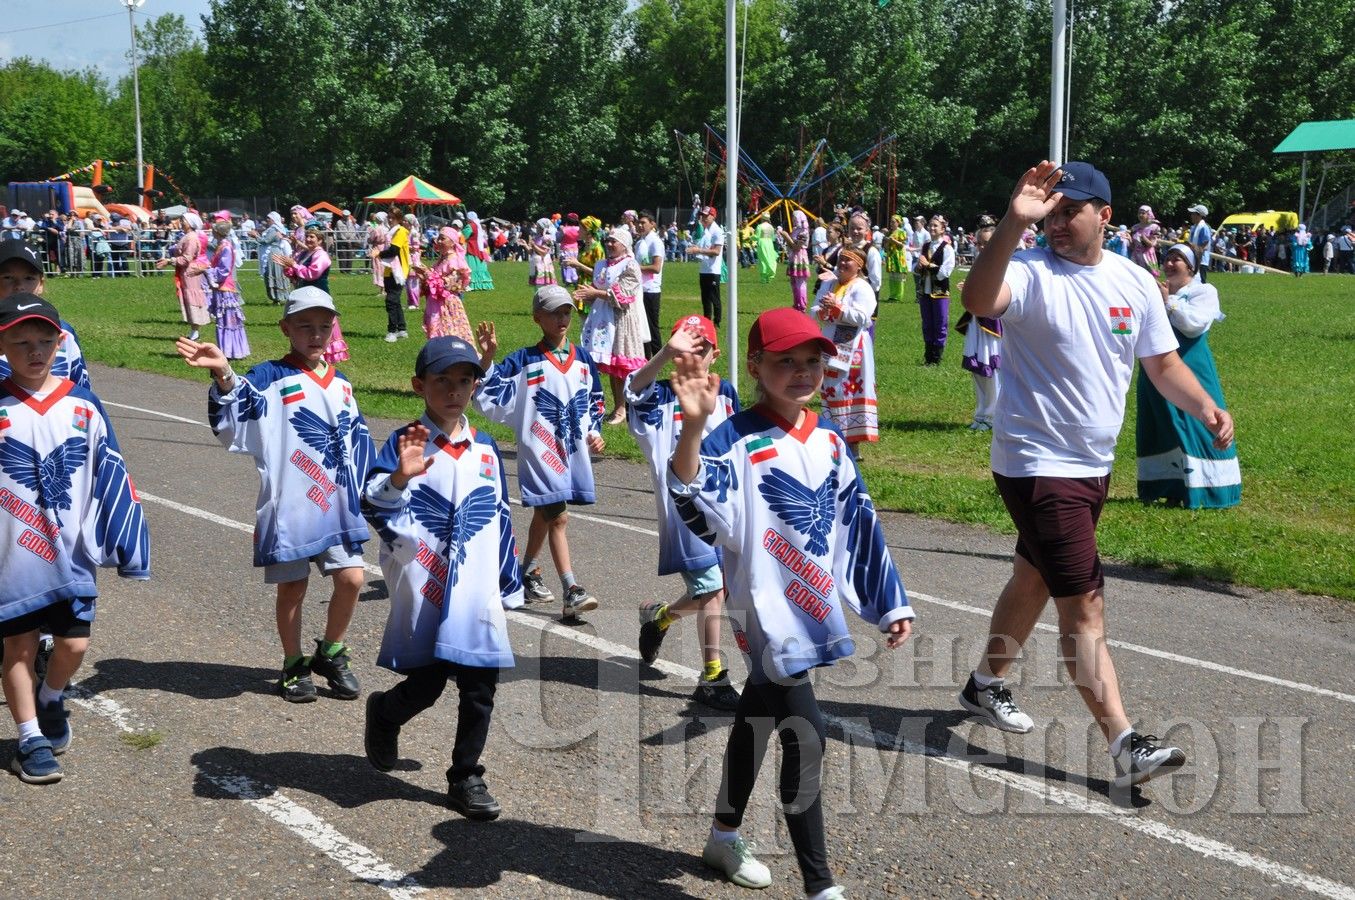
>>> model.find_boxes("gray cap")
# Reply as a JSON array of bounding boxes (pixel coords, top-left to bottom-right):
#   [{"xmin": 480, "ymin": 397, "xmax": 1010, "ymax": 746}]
[
  {"xmin": 532, "ymin": 284, "xmax": 574, "ymax": 313},
  {"xmin": 284, "ymin": 286, "xmax": 338, "ymax": 318},
  {"xmin": 1188, "ymin": 204, "xmax": 1208, "ymax": 217}
]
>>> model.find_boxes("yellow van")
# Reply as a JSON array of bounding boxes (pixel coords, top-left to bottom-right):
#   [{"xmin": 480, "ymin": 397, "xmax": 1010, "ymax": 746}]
[{"xmin": 1219, "ymin": 210, "xmax": 1298, "ymax": 232}]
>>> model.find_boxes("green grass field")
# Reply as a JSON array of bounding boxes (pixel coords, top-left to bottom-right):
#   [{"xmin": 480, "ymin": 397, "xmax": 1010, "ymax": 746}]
[{"xmin": 45, "ymin": 260, "xmax": 1355, "ymax": 600}]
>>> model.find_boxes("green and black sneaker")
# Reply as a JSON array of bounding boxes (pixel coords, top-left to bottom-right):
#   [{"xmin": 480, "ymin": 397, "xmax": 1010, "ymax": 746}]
[
  {"xmin": 310, "ymin": 640, "xmax": 361, "ymax": 700},
  {"xmin": 280, "ymin": 657, "xmax": 318, "ymax": 703}
]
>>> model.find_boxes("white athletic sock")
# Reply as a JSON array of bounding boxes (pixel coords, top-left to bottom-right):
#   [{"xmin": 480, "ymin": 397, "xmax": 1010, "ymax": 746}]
[
  {"xmin": 1109, "ymin": 727, "xmax": 1135, "ymax": 757},
  {"xmin": 808, "ymin": 889, "xmax": 843, "ymax": 900},
  {"xmin": 709, "ymin": 825, "xmax": 739, "ymax": 843},
  {"xmin": 972, "ymin": 670, "xmax": 1003, "ymax": 689},
  {"xmin": 18, "ymin": 719, "xmax": 42, "ymax": 742},
  {"xmin": 38, "ymin": 682, "xmax": 63, "ymax": 707}
]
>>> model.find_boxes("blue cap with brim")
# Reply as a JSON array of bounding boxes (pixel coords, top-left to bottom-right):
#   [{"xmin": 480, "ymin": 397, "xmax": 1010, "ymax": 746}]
[
  {"xmin": 416, "ymin": 336, "xmax": 484, "ymax": 377},
  {"xmin": 1053, "ymin": 161, "xmax": 1112, "ymax": 205}
]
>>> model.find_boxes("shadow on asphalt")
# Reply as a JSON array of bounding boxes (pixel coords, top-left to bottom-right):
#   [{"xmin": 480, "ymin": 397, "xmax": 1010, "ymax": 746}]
[
  {"xmin": 413, "ymin": 817, "xmax": 708, "ymax": 898},
  {"xmin": 83, "ymin": 657, "xmax": 279, "ymax": 700},
  {"xmin": 191, "ymin": 746, "xmax": 437, "ymax": 808}
]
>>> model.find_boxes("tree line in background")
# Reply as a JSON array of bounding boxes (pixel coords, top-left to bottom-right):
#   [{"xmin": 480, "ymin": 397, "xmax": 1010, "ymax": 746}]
[{"xmin": 1, "ymin": 0, "xmax": 1352, "ymax": 224}]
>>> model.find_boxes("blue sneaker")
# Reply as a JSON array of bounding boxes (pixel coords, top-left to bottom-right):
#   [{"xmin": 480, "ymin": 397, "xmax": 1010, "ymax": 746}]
[
  {"xmin": 11, "ymin": 736, "xmax": 63, "ymax": 784},
  {"xmin": 36, "ymin": 694, "xmax": 71, "ymax": 755}
]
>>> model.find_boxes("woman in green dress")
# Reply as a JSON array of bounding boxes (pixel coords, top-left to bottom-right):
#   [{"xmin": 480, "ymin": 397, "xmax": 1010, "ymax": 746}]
[{"xmin": 754, "ymin": 216, "xmax": 778, "ymax": 283}]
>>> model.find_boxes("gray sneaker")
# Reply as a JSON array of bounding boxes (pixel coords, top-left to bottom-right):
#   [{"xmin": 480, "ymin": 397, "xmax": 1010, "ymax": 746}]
[
  {"xmin": 522, "ymin": 568, "xmax": 554, "ymax": 602},
  {"xmin": 1112, "ymin": 732, "xmax": 1186, "ymax": 788},
  {"xmin": 958, "ymin": 673, "xmax": 1034, "ymax": 734},
  {"xmin": 562, "ymin": 585, "xmax": 598, "ymax": 622}
]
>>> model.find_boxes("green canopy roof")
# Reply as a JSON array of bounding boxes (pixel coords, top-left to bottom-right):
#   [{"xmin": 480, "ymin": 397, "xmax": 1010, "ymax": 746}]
[{"xmin": 1273, "ymin": 119, "xmax": 1355, "ymax": 154}]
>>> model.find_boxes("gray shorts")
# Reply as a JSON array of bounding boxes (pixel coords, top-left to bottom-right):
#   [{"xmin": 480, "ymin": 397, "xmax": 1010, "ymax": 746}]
[
  {"xmin": 264, "ymin": 543, "xmax": 366, "ymax": 585},
  {"xmin": 679, "ymin": 564, "xmax": 724, "ymax": 598}
]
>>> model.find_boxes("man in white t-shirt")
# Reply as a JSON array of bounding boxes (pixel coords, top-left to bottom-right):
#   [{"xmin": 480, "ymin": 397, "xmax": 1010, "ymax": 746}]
[
  {"xmin": 1187, "ymin": 204, "xmax": 1212, "ymax": 283},
  {"xmin": 635, "ymin": 210, "xmax": 666, "ymax": 358},
  {"xmin": 811, "ymin": 219, "xmax": 828, "ymax": 258},
  {"xmin": 692, "ymin": 206, "xmax": 724, "ymax": 325},
  {"xmin": 957, "ymin": 160, "xmax": 1235, "ymax": 791}
]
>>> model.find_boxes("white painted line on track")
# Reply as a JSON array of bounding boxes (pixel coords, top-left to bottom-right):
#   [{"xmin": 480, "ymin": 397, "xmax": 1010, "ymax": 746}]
[
  {"xmin": 102, "ymin": 400, "xmax": 211, "ymax": 428},
  {"xmin": 112, "ymin": 399, "xmax": 1353, "ymax": 704},
  {"xmin": 133, "ymin": 491, "xmax": 1355, "ymax": 900}
]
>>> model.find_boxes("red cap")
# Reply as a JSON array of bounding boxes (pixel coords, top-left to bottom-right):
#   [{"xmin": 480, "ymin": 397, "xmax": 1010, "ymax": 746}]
[
  {"xmin": 746, "ymin": 307, "xmax": 835, "ymax": 356},
  {"xmin": 670, "ymin": 314, "xmax": 718, "ymax": 345},
  {"xmin": 700, "ymin": 206, "xmax": 718, "ymax": 218}
]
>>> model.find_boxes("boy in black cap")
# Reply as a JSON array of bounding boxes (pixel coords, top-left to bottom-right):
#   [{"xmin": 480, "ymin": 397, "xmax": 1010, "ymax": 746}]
[
  {"xmin": 361, "ymin": 336, "xmax": 522, "ymax": 820},
  {"xmin": 0, "ymin": 239, "xmax": 91, "ymax": 389},
  {"xmin": 176, "ymin": 286, "xmax": 375, "ymax": 702},
  {"xmin": 0, "ymin": 292, "xmax": 150, "ymax": 783}
]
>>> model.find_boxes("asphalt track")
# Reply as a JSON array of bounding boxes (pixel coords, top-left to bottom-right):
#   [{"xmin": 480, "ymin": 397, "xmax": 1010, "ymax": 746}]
[{"xmin": 1, "ymin": 363, "xmax": 1352, "ymax": 899}]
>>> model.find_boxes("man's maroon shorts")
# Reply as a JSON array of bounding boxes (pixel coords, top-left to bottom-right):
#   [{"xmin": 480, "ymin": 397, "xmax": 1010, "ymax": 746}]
[{"xmin": 993, "ymin": 473, "xmax": 1109, "ymax": 597}]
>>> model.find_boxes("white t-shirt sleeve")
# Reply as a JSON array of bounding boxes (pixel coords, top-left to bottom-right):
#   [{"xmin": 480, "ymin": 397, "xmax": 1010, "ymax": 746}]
[{"xmin": 1001, "ymin": 253, "xmax": 1035, "ymax": 320}]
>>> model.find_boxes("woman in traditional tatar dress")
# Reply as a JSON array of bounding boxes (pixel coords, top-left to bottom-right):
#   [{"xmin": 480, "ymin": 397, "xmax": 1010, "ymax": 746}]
[
  {"xmin": 256, "ymin": 211, "xmax": 292, "ymax": 304},
  {"xmin": 1135, "ymin": 243, "xmax": 1239, "ymax": 508},
  {"xmin": 367, "ymin": 211, "xmax": 390, "ymax": 293},
  {"xmin": 558, "ymin": 212, "xmax": 582, "ymax": 287},
  {"xmin": 464, "ymin": 211, "xmax": 494, "ymax": 291},
  {"xmin": 156, "ymin": 212, "xmax": 210, "ymax": 340},
  {"xmin": 277, "ymin": 221, "xmax": 349, "ymax": 363},
  {"xmin": 1131, "ymin": 204, "xmax": 1162, "ymax": 275},
  {"xmin": 415, "ymin": 226, "xmax": 473, "ymax": 341},
  {"xmin": 529, "ymin": 218, "xmax": 557, "ymax": 286},
  {"xmin": 574, "ymin": 227, "xmax": 650, "ymax": 424},
  {"xmin": 811, "ymin": 245, "xmax": 878, "ymax": 456},
  {"xmin": 206, "ymin": 219, "xmax": 250, "ymax": 360},
  {"xmin": 754, "ymin": 215, "xmax": 778, "ymax": 283}
]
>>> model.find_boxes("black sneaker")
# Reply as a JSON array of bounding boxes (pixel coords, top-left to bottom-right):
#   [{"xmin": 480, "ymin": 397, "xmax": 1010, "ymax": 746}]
[
  {"xmin": 1112, "ymin": 732, "xmax": 1186, "ymax": 789},
  {"xmin": 310, "ymin": 640, "xmax": 361, "ymax": 700},
  {"xmin": 279, "ymin": 658, "xmax": 318, "ymax": 703},
  {"xmin": 522, "ymin": 568, "xmax": 555, "ymax": 603},
  {"xmin": 692, "ymin": 670, "xmax": 741, "ymax": 711},
  {"xmin": 638, "ymin": 600, "xmax": 668, "ymax": 665},
  {"xmin": 958, "ymin": 673, "xmax": 1034, "ymax": 734},
  {"xmin": 561, "ymin": 585, "xmax": 599, "ymax": 623},
  {"xmin": 448, "ymin": 774, "xmax": 501, "ymax": 821},
  {"xmin": 363, "ymin": 691, "xmax": 399, "ymax": 772}
]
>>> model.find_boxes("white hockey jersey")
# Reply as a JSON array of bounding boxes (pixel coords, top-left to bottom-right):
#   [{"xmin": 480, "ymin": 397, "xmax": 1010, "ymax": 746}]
[
  {"xmin": 363, "ymin": 415, "xmax": 523, "ymax": 671},
  {"xmin": 0, "ymin": 320, "xmax": 91, "ymax": 389},
  {"xmin": 473, "ymin": 342, "xmax": 605, "ymax": 506},
  {"xmin": 0, "ymin": 378, "xmax": 149, "ymax": 623},
  {"xmin": 670, "ymin": 407, "xmax": 914, "ymax": 681},
  {"xmin": 209, "ymin": 355, "xmax": 374, "ymax": 566},
  {"xmin": 625, "ymin": 374, "xmax": 740, "ymax": 576}
]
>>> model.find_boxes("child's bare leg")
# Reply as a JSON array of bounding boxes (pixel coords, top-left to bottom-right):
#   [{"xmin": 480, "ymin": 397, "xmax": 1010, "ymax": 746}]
[
  {"xmin": 275, "ymin": 578, "xmax": 308, "ymax": 657},
  {"xmin": 609, "ymin": 375, "xmax": 626, "ymax": 417},
  {"xmin": 41, "ymin": 636, "xmax": 89, "ymax": 692},
  {"xmin": 697, "ymin": 589, "xmax": 726, "ymax": 667},
  {"xmin": 323, "ymin": 567, "xmax": 364, "ymax": 644},
  {"xmin": 524, "ymin": 509, "xmax": 549, "ymax": 566},
  {"xmin": 546, "ymin": 511, "xmax": 572, "ymax": 575},
  {"xmin": 2, "ymin": 633, "xmax": 39, "ymax": 724}
]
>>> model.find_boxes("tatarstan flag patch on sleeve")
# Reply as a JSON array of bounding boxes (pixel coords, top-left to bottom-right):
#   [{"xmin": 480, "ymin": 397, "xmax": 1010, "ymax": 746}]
[
  {"xmin": 480, "ymin": 452, "xmax": 496, "ymax": 481},
  {"xmin": 281, "ymin": 383, "xmax": 305, "ymax": 405},
  {"xmin": 0, "ymin": 408, "xmax": 10, "ymax": 431},
  {"xmin": 747, "ymin": 435, "xmax": 777, "ymax": 464},
  {"xmin": 526, "ymin": 366, "xmax": 545, "ymax": 387}
]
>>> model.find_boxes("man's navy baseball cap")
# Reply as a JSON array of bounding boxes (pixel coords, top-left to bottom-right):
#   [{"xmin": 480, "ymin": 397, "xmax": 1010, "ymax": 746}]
[
  {"xmin": 416, "ymin": 336, "xmax": 484, "ymax": 378},
  {"xmin": 1054, "ymin": 161, "xmax": 1111, "ymax": 205}
]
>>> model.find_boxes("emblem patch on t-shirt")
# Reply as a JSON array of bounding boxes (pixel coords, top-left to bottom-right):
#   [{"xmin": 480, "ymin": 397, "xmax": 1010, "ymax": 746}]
[{"xmin": 1108, "ymin": 306, "xmax": 1133, "ymax": 335}]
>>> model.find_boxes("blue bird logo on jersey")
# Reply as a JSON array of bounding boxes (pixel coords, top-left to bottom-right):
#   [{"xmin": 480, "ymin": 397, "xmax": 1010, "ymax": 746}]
[
  {"xmin": 290, "ymin": 406, "xmax": 358, "ymax": 510},
  {"xmin": 757, "ymin": 467, "xmax": 838, "ymax": 556},
  {"xmin": 535, "ymin": 387, "xmax": 591, "ymax": 457},
  {"xmin": 408, "ymin": 484, "xmax": 497, "ymax": 588},
  {"xmin": 701, "ymin": 456, "xmax": 738, "ymax": 503},
  {"xmin": 0, "ymin": 435, "xmax": 87, "ymax": 526},
  {"xmin": 637, "ymin": 397, "xmax": 666, "ymax": 429}
]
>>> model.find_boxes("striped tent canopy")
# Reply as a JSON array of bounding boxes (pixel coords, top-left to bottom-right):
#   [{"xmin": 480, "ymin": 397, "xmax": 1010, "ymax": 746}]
[{"xmin": 363, "ymin": 175, "xmax": 461, "ymax": 206}]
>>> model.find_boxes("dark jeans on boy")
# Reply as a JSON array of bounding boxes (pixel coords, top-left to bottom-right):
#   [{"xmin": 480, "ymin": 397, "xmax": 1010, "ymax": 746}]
[
  {"xmin": 383, "ymin": 273, "xmax": 407, "ymax": 334},
  {"xmin": 643, "ymin": 291, "xmax": 662, "ymax": 358},
  {"xmin": 699, "ymin": 273, "xmax": 722, "ymax": 327},
  {"xmin": 371, "ymin": 662, "xmax": 498, "ymax": 782}
]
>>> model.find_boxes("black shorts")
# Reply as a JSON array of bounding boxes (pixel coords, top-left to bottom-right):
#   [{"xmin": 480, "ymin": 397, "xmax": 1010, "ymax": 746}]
[
  {"xmin": 993, "ymin": 473, "xmax": 1109, "ymax": 597},
  {"xmin": 533, "ymin": 500, "xmax": 569, "ymax": 522},
  {"xmin": 0, "ymin": 599, "xmax": 93, "ymax": 640}
]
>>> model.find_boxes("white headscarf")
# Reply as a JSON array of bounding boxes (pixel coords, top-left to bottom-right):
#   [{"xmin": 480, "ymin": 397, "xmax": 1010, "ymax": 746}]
[
  {"xmin": 182, "ymin": 212, "xmax": 203, "ymax": 230},
  {"xmin": 267, "ymin": 211, "xmax": 283, "ymax": 227},
  {"xmin": 374, "ymin": 211, "xmax": 388, "ymax": 223},
  {"xmin": 608, "ymin": 226, "xmax": 633, "ymax": 255}
]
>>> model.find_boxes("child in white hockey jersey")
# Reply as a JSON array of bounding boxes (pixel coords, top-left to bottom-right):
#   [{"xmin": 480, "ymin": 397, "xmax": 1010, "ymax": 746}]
[
  {"xmin": 0, "ymin": 293, "xmax": 149, "ymax": 784},
  {"xmin": 0, "ymin": 239, "xmax": 91, "ymax": 389},
  {"xmin": 362, "ymin": 336, "xmax": 522, "ymax": 821},
  {"xmin": 176, "ymin": 287, "xmax": 374, "ymax": 703},
  {"xmin": 473, "ymin": 285, "xmax": 606, "ymax": 623},
  {"xmin": 627, "ymin": 314, "xmax": 741, "ymax": 711},
  {"xmin": 669, "ymin": 306, "xmax": 915, "ymax": 897}
]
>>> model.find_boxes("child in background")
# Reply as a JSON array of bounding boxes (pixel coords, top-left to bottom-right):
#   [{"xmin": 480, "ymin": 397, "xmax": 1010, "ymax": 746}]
[
  {"xmin": 0, "ymin": 239, "xmax": 91, "ymax": 388},
  {"xmin": 0, "ymin": 293, "xmax": 150, "ymax": 783},
  {"xmin": 474, "ymin": 285, "xmax": 606, "ymax": 623},
  {"xmin": 176, "ymin": 287, "xmax": 374, "ymax": 703},
  {"xmin": 362, "ymin": 336, "xmax": 523, "ymax": 821},
  {"xmin": 668, "ymin": 306, "xmax": 915, "ymax": 897},
  {"xmin": 529, "ymin": 218, "xmax": 557, "ymax": 287},
  {"xmin": 626, "ymin": 315, "xmax": 741, "ymax": 711},
  {"xmin": 957, "ymin": 223, "xmax": 1001, "ymax": 431}
]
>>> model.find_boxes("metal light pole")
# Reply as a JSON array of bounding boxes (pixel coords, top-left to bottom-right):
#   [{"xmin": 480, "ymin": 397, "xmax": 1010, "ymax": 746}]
[
  {"xmin": 725, "ymin": 0, "xmax": 740, "ymax": 392},
  {"xmin": 1050, "ymin": 0, "xmax": 1066, "ymax": 163},
  {"xmin": 123, "ymin": 0, "xmax": 147, "ymax": 192}
]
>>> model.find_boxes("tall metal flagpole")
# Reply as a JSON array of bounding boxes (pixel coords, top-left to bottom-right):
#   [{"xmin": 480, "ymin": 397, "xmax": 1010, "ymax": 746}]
[
  {"xmin": 1050, "ymin": 0, "xmax": 1067, "ymax": 163},
  {"xmin": 726, "ymin": 0, "xmax": 740, "ymax": 392},
  {"xmin": 124, "ymin": 0, "xmax": 148, "ymax": 192}
]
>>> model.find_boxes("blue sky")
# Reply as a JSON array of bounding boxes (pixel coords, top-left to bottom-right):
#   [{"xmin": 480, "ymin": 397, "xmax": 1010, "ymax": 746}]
[{"xmin": 0, "ymin": 1, "xmax": 213, "ymax": 79}]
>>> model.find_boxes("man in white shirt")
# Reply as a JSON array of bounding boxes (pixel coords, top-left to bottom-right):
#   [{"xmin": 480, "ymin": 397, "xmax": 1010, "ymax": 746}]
[
  {"xmin": 1187, "ymin": 204, "xmax": 1212, "ymax": 283},
  {"xmin": 811, "ymin": 218, "xmax": 828, "ymax": 258},
  {"xmin": 692, "ymin": 206, "xmax": 724, "ymax": 326},
  {"xmin": 958, "ymin": 160, "xmax": 1235, "ymax": 791},
  {"xmin": 635, "ymin": 210, "xmax": 666, "ymax": 358}
]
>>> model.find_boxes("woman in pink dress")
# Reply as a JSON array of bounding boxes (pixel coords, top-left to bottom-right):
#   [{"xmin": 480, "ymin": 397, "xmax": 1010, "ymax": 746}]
[
  {"xmin": 1131, "ymin": 204, "xmax": 1163, "ymax": 276},
  {"xmin": 156, "ymin": 212, "xmax": 210, "ymax": 340},
  {"xmin": 367, "ymin": 211, "xmax": 389, "ymax": 292},
  {"xmin": 415, "ymin": 227, "xmax": 473, "ymax": 341},
  {"xmin": 559, "ymin": 212, "xmax": 581, "ymax": 287},
  {"xmin": 278, "ymin": 221, "xmax": 348, "ymax": 363}
]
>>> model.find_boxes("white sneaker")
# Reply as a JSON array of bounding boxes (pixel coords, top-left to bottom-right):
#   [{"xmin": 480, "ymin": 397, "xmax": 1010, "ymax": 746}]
[
  {"xmin": 1112, "ymin": 732, "xmax": 1186, "ymax": 788},
  {"xmin": 958, "ymin": 673, "xmax": 1034, "ymax": 733},
  {"xmin": 702, "ymin": 832, "xmax": 772, "ymax": 889},
  {"xmin": 384, "ymin": 333, "xmax": 398, "ymax": 343},
  {"xmin": 810, "ymin": 888, "xmax": 846, "ymax": 900},
  {"xmin": 396, "ymin": 330, "xmax": 408, "ymax": 339}
]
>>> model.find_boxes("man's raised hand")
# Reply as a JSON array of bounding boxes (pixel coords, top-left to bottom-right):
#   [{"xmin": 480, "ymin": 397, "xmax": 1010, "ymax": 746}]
[{"xmin": 1008, "ymin": 160, "xmax": 1066, "ymax": 227}]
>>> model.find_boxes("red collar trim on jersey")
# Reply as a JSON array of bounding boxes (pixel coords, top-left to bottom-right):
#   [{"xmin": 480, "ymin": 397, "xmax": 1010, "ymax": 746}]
[
  {"xmin": 433, "ymin": 428, "xmax": 475, "ymax": 459},
  {"xmin": 2, "ymin": 377, "xmax": 74, "ymax": 415},
  {"xmin": 537, "ymin": 342, "xmax": 577, "ymax": 374},
  {"xmin": 283, "ymin": 354, "xmax": 336, "ymax": 389},
  {"xmin": 753, "ymin": 404, "xmax": 817, "ymax": 443}
]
